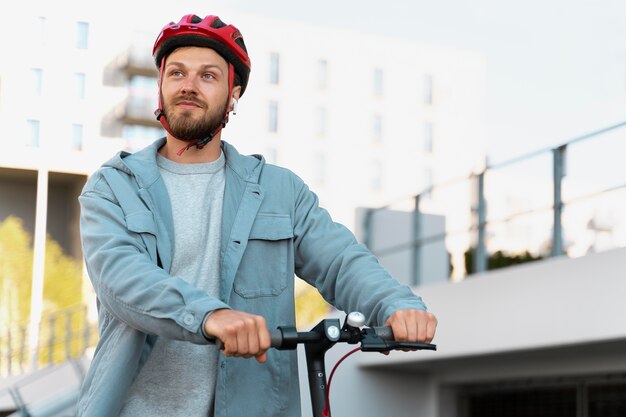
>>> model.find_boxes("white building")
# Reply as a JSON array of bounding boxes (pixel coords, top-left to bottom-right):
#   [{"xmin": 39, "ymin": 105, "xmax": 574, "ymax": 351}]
[{"xmin": 0, "ymin": 6, "xmax": 486, "ymax": 323}]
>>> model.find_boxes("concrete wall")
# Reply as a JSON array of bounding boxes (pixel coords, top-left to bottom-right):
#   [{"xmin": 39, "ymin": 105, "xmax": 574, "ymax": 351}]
[
  {"xmin": 0, "ymin": 169, "xmax": 38, "ymax": 236},
  {"xmin": 355, "ymin": 207, "xmax": 450, "ymax": 286},
  {"xmin": 301, "ymin": 247, "xmax": 626, "ymax": 416},
  {"xmin": 47, "ymin": 173, "xmax": 87, "ymax": 259}
]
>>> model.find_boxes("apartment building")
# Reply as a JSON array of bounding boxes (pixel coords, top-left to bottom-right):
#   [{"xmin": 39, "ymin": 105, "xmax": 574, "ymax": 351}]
[{"xmin": 0, "ymin": 6, "xmax": 486, "ymax": 308}]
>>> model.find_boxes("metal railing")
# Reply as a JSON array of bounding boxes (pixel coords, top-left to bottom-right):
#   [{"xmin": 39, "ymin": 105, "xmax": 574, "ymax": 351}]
[
  {"xmin": 362, "ymin": 120, "xmax": 626, "ymax": 285},
  {"xmin": 0, "ymin": 304, "xmax": 97, "ymax": 378}
]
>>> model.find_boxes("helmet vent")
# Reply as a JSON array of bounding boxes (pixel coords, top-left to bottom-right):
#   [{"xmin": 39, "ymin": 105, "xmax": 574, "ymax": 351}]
[{"xmin": 211, "ymin": 17, "xmax": 226, "ymax": 29}]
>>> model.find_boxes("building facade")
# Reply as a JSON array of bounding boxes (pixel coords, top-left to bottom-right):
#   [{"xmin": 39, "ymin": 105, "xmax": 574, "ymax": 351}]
[{"xmin": 0, "ymin": 6, "xmax": 487, "ymax": 327}]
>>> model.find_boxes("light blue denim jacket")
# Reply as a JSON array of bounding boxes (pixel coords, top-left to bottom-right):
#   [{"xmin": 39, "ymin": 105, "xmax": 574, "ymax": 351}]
[{"xmin": 77, "ymin": 138, "xmax": 427, "ymax": 417}]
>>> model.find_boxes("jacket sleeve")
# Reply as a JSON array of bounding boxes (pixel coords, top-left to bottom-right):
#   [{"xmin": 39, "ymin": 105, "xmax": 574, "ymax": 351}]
[
  {"xmin": 292, "ymin": 180, "xmax": 427, "ymax": 326},
  {"xmin": 79, "ymin": 172, "xmax": 230, "ymax": 343}
]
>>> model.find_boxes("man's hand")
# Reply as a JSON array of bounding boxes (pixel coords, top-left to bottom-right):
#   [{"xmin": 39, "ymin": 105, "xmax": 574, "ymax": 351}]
[
  {"xmin": 204, "ymin": 309, "xmax": 271, "ymax": 363},
  {"xmin": 385, "ymin": 309, "xmax": 437, "ymax": 344}
]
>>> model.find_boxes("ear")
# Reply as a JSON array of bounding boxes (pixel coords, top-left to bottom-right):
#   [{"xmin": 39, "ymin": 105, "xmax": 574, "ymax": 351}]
[{"xmin": 228, "ymin": 85, "xmax": 242, "ymax": 113}]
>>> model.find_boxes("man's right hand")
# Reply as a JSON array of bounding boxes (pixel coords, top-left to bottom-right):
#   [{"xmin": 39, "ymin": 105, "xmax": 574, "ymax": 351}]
[{"xmin": 204, "ymin": 309, "xmax": 271, "ymax": 363}]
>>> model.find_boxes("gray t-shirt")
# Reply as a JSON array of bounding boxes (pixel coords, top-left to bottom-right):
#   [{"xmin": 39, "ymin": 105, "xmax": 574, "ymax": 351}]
[{"xmin": 119, "ymin": 151, "xmax": 226, "ymax": 417}]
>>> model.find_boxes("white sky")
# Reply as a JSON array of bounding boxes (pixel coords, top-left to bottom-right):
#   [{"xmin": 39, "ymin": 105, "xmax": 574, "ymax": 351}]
[
  {"xmin": 218, "ymin": 0, "xmax": 626, "ymax": 164},
  {"xmin": 28, "ymin": 0, "xmax": 626, "ymax": 165}
]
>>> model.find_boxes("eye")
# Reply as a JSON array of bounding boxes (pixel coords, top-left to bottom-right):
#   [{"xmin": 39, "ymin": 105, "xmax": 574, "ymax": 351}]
[
  {"xmin": 169, "ymin": 70, "xmax": 184, "ymax": 77},
  {"xmin": 202, "ymin": 73, "xmax": 215, "ymax": 80}
]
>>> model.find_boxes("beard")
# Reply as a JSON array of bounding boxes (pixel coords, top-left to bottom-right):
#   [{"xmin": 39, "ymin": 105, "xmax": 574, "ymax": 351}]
[{"xmin": 163, "ymin": 95, "xmax": 228, "ymax": 142}]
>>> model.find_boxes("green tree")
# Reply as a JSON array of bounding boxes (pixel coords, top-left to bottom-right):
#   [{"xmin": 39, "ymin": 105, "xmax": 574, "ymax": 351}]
[
  {"xmin": 295, "ymin": 280, "xmax": 330, "ymax": 329},
  {"xmin": 464, "ymin": 247, "xmax": 543, "ymax": 275},
  {"xmin": 0, "ymin": 216, "xmax": 89, "ymax": 371},
  {"xmin": 0, "ymin": 216, "xmax": 34, "ymax": 328}
]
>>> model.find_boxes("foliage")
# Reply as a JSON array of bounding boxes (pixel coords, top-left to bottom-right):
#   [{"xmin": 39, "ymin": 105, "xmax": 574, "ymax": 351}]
[
  {"xmin": 0, "ymin": 216, "xmax": 87, "ymax": 373},
  {"xmin": 43, "ymin": 238, "xmax": 83, "ymax": 312},
  {"xmin": 464, "ymin": 247, "xmax": 543, "ymax": 275},
  {"xmin": 0, "ymin": 216, "xmax": 34, "ymax": 326},
  {"xmin": 295, "ymin": 280, "xmax": 330, "ymax": 328}
]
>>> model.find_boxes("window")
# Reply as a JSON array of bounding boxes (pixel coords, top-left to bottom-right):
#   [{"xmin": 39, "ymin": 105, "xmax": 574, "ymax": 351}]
[
  {"xmin": 129, "ymin": 75, "xmax": 157, "ymax": 91},
  {"xmin": 37, "ymin": 17, "xmax": 46, "ymax": 44},
  {"xmin": 76, "ymin": 21, "xmax": 89, "ymax": 49},
  {"xmin": 30, "ymin": 68, "xmax": 43, "ymax": 96},
  {"xmin": 26, "ymin": 120, "xmax": 40, "ymax": 147},
  {"xmin": 466, "ymin": 386, "xmax": 577, "ymax": 417},
  {"xmin": 74, "ymin": 73, "xmax": 86, "ymax": 99},
  {"xmin": 315, "ymin": 106, "xmax": 327, "ymax": 136},
  {"xmin": 317, "ymin": 59, "xmax": 328, "ymax": 89},
  {"xmin": 370, "ymin": 161, "xmax": 383, "ymax": 191},
  {"xmin": 72, "ymin": 124, "xmax": 83, "ymax": 150},
  {"xmin": 464, "ymin": 377, "xmax": 626, "ymax": 417},
  {"xmin": 128, "ymin": 75, "xmax": 158, "ymax": 114},
  {"xmin": 423, "ymin": 169, "xmax": 433, "ymax": 199},
  {"xmin": 424, "ymin": 74, "xmax": 433, "ymax": 105},
  {"xmin": 269, "ymin": 52, "xmax": 280, "ymax": 85},
  {"xmin": 268, "ymin": 101, "xmax": 279, "ymax": 132},
  {"xmin": 122, "ymin": 125, "xmax": 164, "ymax": 140},
  {"xmin": 314, "ymin": 154, "xmax": 326, "ymax": 185},
  {"xmin": 424, "ymin": 122, "xmax": 433, "ymax": 153},
  {"xmin": 372, "ymin": 114, "xmax": 383, "ymax": 142},
  {"xmin": 373, "ymin": 68, "xmax": 383, "ymax": 97}
]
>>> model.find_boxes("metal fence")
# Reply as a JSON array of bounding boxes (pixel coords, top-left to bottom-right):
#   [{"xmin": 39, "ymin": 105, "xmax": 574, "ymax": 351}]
[
  {"xmin": 0, "ymin": 304, "xmax": 97, "ymax": 378},
  {"xmin": 362, "ymin": 120, "xmax": 626, "ymax": 285}
]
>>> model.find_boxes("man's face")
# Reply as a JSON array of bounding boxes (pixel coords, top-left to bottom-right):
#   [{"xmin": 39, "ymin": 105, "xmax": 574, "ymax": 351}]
[{"xmin": 161, "ymin": 46, "xmax": 230, "ymax": 141}]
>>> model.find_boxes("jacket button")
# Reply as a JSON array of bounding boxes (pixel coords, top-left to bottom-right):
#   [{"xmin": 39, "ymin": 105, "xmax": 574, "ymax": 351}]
[{"xmin": 183, "ymin": 314, "xmax": 194, "ymax": 326}]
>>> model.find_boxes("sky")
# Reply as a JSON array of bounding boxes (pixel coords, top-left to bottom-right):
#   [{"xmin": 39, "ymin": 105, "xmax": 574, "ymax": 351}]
[{"xmin": 214, "ymin": 0, "xmax": 626, "ymax": 165}]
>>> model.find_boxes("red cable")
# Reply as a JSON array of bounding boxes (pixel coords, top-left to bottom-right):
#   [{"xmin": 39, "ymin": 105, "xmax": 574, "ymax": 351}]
[{"xmin": 322, "ymin": 347, "xmax": 361, "ymax": 417}]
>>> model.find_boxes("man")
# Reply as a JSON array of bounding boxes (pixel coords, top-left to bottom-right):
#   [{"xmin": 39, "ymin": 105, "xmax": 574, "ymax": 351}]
[{"xmin": 78, "ymin": 14, "xmax": 437, "ymax": 417}]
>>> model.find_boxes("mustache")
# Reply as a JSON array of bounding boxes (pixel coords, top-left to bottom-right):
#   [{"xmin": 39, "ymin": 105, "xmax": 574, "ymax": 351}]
[{"xmin": 174, "ymin": 95, "xmax": 206, "ymax": 108}]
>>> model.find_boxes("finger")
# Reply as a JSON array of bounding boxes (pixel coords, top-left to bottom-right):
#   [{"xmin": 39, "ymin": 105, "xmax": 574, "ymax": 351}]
[
  {"xmin": 416, "ymin": 312, "xmax": 428, "ymax": 343},
  {"xmin": 406, "ymin": 311, "xmax": 419, "ymax": 342},
  {"xmin": 257, "ymin": 316, "xmax": 271, "ymax": 352},
  {"xmin": 223, "ymin": 333, "xmax": 238, "ymax": 357},
  {"xmin": 246, "ymin": 318, "xmax": 260, "ymax": 358},
  {"xmin": 425, "ymin": 313, "xmax": 437, "ymax": 343},
  {"xmin": 392, "ymin": 317, "xmax": 408, "ymax": 342},
  {"xmin": 236, "ymin": 319, "xmax": 252, "ymax": 357}
]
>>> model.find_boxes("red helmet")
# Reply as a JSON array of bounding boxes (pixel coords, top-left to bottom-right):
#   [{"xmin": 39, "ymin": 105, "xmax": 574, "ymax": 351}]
[{"xmin": 153, "ymin": 14, "xmax": 251, "ymax": 96}]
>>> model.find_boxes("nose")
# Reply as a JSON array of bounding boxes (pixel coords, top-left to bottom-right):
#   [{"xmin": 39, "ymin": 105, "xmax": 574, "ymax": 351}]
[{"xmin": 180, "ymin": 77, "xmax": 198, "ymax": 95}]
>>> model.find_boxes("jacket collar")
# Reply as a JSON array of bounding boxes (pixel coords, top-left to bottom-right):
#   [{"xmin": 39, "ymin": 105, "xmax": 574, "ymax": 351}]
[{"xmin": 101, "ymin": 138, "xmax": 264, "ymax": 188}]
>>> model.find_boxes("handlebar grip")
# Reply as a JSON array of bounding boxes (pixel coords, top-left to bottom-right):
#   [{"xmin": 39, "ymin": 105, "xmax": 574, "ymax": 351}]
[
  {"xmin": 269, "ymin": 329, "xmax": 283, "ymax": 348},
  {"xmin": 365, "ymin": 327, "xmax": 437, "ymax": 352}
]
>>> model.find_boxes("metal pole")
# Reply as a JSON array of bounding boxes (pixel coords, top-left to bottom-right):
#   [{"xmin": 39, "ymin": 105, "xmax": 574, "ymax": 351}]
[
  {"xmin": 411, "ymin": 194, "xmax": 422, "ymax": 286},
  {"xmin": 474, "ymin": 172, "xmax": 488, "ymax": 274},
  {"xmin": 66, "ymin": 309, "xmax": 73, "ymax": 360},
  {"xmin": 48, "ymin": 315, "xmax": 56, "ymax": 365},
  {"xmin": 363, "ymin": 208, "xmax": 373, "ymax": 250},
  {"xmin": 552, "ymin": 145, "xmax": 567, "ymax": 257},
  {"xmin": 29, "ymin": 168, "xmax": 48, "ymax": 370}
]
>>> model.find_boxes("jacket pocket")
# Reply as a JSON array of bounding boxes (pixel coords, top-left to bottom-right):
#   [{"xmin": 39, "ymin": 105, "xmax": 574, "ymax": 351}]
[
  {"xmin": 234, "ymin": 214, "xmax": 293, "ymax": 298},
  {"xmin": 125, "ymin": 211, "xmax": 158, "ymax": 263}
]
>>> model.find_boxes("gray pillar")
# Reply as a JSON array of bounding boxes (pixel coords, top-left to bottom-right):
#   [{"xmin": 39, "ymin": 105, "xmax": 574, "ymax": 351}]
[
  {"xmin": 474, "ymin": 172, "xmax": 488, "ymax": 274},
  {"xmin": 411, "ymin": 194, "xmax": 422, "ymax": 286},
  {"xmin": 552, "ymin": 145, "xmax": 567, "ymax": 257}
]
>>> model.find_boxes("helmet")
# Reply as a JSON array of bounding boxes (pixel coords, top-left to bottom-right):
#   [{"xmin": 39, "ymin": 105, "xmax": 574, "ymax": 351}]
[{"xmin": 152, "ymin": 14, "xmax": 251, "ymax": 96}]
